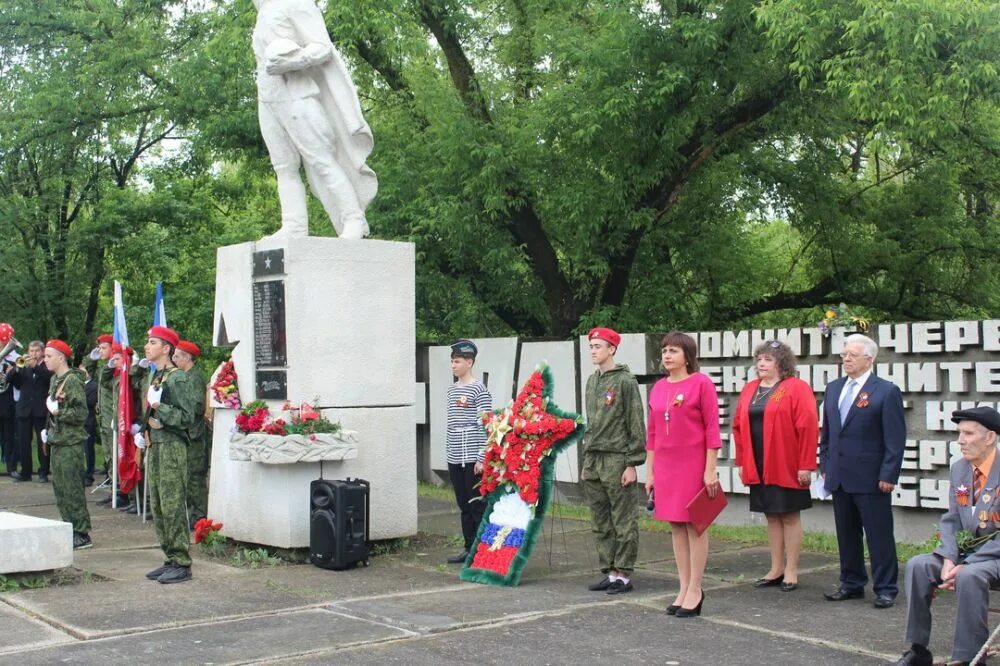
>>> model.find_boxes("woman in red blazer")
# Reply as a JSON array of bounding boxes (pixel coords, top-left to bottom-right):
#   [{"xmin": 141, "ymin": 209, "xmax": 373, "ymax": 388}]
[{"xmin": 733, "ymin": 341, "xmax": 819, "ymax": 592}]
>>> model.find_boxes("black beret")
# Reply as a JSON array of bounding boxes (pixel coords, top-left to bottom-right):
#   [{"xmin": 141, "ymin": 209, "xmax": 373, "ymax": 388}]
[
  {"xmin": 951, "ymin": 406, "xmax": 1000, "ymax": 434},
  {"xmin": 450, "ymin": 339, "xmax": 478, "ymax": 357}
]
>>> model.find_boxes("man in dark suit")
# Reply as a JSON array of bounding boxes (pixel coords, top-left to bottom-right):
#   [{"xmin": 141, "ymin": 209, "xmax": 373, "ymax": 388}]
[
  {"xmin": 7, "ymin": 340, "xmax": 54, "ymax": 482},
  {"xmin": 819, "ymin": 333, "xmax": 906, "ymax": 609},
  {"xmin": 894, "ymin": 407, "xmax": 1000, "ymax": 666},
  {"xmin": 0, "ymin": 352, "xmax": 16, "ymax": 473}
]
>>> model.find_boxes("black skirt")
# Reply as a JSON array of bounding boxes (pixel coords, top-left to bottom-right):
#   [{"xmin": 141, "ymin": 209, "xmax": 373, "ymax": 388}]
[
  {"xmin": 749, "ymin": 483, "xmax": 812, "ymax": 514},
  {"xmin": 748, "ymin": 392, "xmax": 812, "ymax": 514}
]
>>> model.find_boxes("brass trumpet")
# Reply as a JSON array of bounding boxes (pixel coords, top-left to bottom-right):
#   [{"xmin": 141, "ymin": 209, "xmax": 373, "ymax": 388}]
[{"xmin": 15, "ymin": 353, "xmax": 29, "ymax": 368}]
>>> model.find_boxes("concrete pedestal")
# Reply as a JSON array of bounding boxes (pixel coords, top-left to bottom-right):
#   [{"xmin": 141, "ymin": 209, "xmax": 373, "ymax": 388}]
[
  {"xmin": 0, "ymin": 512, "xmax": 73, "ymax": 574},
  {"xmin": 208, "ymin": 237, "xmax": 418, "ymax": 547}
]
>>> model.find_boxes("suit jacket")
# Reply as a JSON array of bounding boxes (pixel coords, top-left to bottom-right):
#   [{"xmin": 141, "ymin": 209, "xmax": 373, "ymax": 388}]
[
  {"xmin": 819, "ymin": 374, "xmax": 906, "ymax": 494},
  {"xmin": 0, "ymin": 371, "xmax": 14, "ymax": 419},
  {"xmin": 935, "ymin": 455, "xmax": 1000, "ymax": 564},
  {"xmin": 8, "ymin": 363, "xmax": 54, "ymax": 418}
]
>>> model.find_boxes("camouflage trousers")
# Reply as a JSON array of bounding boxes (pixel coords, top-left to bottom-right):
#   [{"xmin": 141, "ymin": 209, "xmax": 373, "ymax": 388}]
[
  {"xmin": 186, "ymin": 433, "xmax": 209, "ymax": 522},
  {"xmin": 50, "ymin": 444, "xmax": 92, "ymax": 534},
  {"xmin": 581, "ymin": 452, "xmax": 640, "ymax": 575},
  {"xmin": 100, "ymin": 422, "xmax": 114, "ymax": 469},
  {"xmin": 149, "ymin": 439, "xmax": 191, "ymax": 567}
]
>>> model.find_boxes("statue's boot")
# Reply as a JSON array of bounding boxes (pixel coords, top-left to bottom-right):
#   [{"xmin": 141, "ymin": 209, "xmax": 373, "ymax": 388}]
[{"xmin": 338, "ymin": 212, "xmax": 370, "ymax": 240}]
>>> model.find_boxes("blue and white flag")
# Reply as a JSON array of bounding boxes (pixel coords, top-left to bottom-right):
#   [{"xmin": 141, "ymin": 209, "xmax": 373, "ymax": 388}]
[
  {"xmin": 153, "ymin": 282, "xmax": 167, "ymax": 327},
  {"xmin": 113, "ymin": 281, "xmax": 130, "ymax": 348}
]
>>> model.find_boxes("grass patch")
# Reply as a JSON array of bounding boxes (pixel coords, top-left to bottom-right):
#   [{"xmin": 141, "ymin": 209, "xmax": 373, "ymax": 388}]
[
  {"xmin": 230, "ymin": 547, "xmax": 282, "ymax": 569},
  {"xmin": 369, "ymin": 538, "xmax": 412, "ymax": 556},
  {"xmin": 417, "ymin": 484, "xmax": 941, "ymax": 561},
  {"xmin": 417, "ymin": 482, "xmax": 454, "ymax": 502},
  {"xmin": 0, "ymin": 568, "xmax": 107, "ymax": 592}
]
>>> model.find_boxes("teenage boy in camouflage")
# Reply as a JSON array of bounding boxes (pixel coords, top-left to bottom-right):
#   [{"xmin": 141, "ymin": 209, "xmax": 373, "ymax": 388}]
[
  {"xmin": 582, "ymin": 327, "xmax": 646, "ymax": 595},
  {"xmin": 143, "ymin": 326, "xmax": 198, "ymax": 584},
  {"xmin": 42, "ymin": 339, "xmax": 93, "ymax": 550},
  {"xmin": 172, "ymin": 340, "xmax": 210, "ymax": 527}
]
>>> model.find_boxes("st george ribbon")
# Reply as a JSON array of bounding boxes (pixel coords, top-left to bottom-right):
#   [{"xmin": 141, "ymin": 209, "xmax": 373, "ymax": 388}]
[{"xmin": 460, "ymin": 364, "xmax": 585, "ymax": 587}]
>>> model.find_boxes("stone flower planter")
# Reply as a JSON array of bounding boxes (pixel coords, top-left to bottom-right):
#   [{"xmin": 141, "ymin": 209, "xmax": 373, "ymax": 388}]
[{"xmin": 229, "ymin": 431, "xmax": 358, "ymax": 464}]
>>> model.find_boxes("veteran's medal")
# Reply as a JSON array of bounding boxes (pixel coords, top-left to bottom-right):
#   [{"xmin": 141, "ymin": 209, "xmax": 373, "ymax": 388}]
[{"xmin": 985, "ymin": 494, "xmax": 992, "ymax": 503}]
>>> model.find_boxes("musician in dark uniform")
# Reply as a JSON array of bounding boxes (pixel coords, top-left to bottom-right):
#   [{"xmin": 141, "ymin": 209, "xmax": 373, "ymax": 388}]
[
  {"xmin": 8, "ymin": 341, "xmax": 53, "ymax": 482},
  {"xmin": 0, "ymin": 352, "xmax": 16, "ymax": 474}
]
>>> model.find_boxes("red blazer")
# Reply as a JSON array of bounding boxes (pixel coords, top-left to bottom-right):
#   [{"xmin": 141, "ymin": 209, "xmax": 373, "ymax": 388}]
[{"xmin": 733, "ymin": 376, "xmax": 819, "ymax": 489}]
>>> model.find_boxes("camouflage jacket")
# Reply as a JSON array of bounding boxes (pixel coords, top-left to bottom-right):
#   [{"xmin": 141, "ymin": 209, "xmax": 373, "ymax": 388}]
[
  {"xmin": 46, "ymin": 368, "xmax": 88, "ymax": 447},
  {"xmin": 145, "ymin": 366, "xmax": 197, "ymax": 446},
  {"xmin": 583, "ymin": 364, "xmax": 647, "ymax": 467},
  {"xmin": 183, "ymin": 364, "xmax": 208, "ymax": 444}
]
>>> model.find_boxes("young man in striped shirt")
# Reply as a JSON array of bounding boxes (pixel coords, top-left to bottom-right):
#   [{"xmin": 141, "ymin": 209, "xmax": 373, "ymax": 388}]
[{"xmin": 445, "ymin": 340, "xmax": 492, "ymax": 564}]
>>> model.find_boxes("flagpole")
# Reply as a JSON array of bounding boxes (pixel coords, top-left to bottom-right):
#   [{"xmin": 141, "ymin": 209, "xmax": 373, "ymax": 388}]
[
  {"xmin": 141, "ymin": 454, "xmax": 148, "ymax": 524},
  {"xmin": 112, "ymin": 428, "xmax": 118, "ymax": 509}
]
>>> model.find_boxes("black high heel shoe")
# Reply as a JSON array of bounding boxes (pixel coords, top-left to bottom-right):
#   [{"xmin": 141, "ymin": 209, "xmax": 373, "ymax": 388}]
[
  {"xmin": 665, "ymin": 603, "xmax": 681, "ymax": 615},
  {"xmin": 675, "ymin": 592, "xmax": 705, "ymax": 618}
]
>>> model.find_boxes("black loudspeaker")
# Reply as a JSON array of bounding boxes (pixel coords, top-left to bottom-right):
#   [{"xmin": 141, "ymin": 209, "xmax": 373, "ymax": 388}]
[{"xmin": 310, "ymin": 478, "xmax": 370, "ymax": 570}]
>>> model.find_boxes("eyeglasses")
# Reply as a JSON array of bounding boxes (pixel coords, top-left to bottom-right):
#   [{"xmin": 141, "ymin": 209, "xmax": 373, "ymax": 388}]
[{"xmin": 839, "ymin": 351, "xmax": 868, "ymax": 359}]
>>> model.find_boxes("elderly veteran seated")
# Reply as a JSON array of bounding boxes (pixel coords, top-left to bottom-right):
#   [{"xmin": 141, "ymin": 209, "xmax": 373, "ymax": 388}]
[{"xmin": 895, "ymin": 406, "xmax": 1000, "ymax": 666}]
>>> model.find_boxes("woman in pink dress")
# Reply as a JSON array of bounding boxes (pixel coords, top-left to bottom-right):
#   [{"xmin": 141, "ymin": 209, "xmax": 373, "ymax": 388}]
[{"xmin": 644, "ymin": 331, "xmax": 722, "ymax": 618}]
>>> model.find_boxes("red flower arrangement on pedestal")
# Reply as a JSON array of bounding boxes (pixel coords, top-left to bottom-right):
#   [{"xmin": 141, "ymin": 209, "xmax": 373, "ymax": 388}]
[
  {"xmin": 479, "ymin": 370, "xmax": 579, "ymax": 507},
  {"xmin": 234, "ymin": 400, "xmax": 341, "ymax": 437}
]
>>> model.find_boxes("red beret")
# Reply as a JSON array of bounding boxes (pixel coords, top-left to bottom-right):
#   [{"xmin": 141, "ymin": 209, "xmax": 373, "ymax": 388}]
[
  {"xmin": 46, "ymin": 339, "xmax": 72, "ymax": 359},
  {"xmin": 96, "ymin": 334, "xmax": 114, "ymax": 344},
  {"xmin": 588, "ymin": 327, "xmax": 621, "ymax": 348},
  {"xmin": 110, "ymin": 343, "xmax": 123, "ymax": 354},
  {"xmin": 147, "ymin": 325, "xmax": 179, "ymax": 347},
  {"xmin": 0, "ymin": 323, "xmax": 14, "ymax": 345},
  {"xmin": 177, "ymin": 341, "xmax": 201, "ymax": 357}
]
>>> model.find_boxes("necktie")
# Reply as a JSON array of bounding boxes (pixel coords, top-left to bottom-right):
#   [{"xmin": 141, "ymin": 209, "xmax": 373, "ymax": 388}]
[
  {"xmin": 974, "ymin": 468, "xmax": 984, "ymax": 504},
  {"xmin": 838, "ymin": 379, "xmax": 857, "ymax": 424}
]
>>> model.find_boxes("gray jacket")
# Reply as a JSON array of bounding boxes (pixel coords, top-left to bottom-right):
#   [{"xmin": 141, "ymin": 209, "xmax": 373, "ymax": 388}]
[{"xmin": 935, "ymin": 453, "xmax": 1000, "ymax": 564}]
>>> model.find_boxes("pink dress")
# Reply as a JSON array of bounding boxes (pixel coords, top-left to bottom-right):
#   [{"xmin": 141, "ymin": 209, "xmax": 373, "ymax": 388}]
[{"xmin": 646, "ymin": 373, "xmax": 722, "ymax": 522}]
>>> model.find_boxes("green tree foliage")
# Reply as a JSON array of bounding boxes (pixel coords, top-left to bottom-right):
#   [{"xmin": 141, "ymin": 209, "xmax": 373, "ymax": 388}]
[{"xmin": 0, "ymin": 0, "xmax": 998, "ymax": 351}]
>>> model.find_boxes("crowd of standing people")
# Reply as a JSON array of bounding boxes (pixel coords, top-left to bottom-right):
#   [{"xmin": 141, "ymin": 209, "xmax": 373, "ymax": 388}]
[{"xmin": 2, "ymin": 326, "xmax": 212, "ymax": 585}]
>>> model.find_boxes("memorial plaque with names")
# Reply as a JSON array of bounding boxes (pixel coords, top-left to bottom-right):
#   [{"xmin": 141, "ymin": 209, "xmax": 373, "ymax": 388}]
[
  {"xmin": 256, "ymin": 370, "xmax": 288, "ymax": 400},
  {"xmin": 253, "ymin": 280, "xmax": 287, "ymax": 367},
  {"xmin": 253, "ymin": 249, "xmax": 285, "ymax": 277}
]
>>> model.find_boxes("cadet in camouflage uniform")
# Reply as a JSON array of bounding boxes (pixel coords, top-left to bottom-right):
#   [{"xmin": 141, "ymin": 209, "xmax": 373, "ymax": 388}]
[
  {"xmin": 88, "ymin": 334, "xmax": 129, "ymax": 506},
  {"xmin": 581, "ymin": 327, "xmax": 646, "ymax": 594},
  {"xmin": 107, "ymin": 345, "xmax": 150, "ymax": 516},
  {"xmin": 42, "ymin": 339, "xmax": 93, "ymax": 550},
  {"xmin": 172, "ymin": 340, "xmax": 209, "ymax": 526},
  {"xmin": 142, "ymin": 326, "xmax": 197, "ymax": 584}
]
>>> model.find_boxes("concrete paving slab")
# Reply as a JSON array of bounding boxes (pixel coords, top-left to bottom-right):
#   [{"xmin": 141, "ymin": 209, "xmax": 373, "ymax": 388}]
[
  {"xmin": 0, "ymin": 603, "xmax": 73, "ymax": 655},
  {"xmin": 251, "ymin": 561, "xmax": 466, "ymax": 603},
  {"xmin": 1, "ymin": 574, "xmax": 318, "ymax": 638},
  {"xmin": 696, "ymin": 578, "xmax": 939, "ymax": 661},
  {"xmin": 72, "ymin": 547, "xmax": 240, "ymax": 581},
  {"xmin": 294, "ymin": 602, "xmax": 881, "ymax": 665},
  {"xmin": 332, "ymin": 570, "xmax": 685, "ymax": 635},
  {"xmin": 0, "ymin": 608, "xmax": 410, "ymax": 666}
]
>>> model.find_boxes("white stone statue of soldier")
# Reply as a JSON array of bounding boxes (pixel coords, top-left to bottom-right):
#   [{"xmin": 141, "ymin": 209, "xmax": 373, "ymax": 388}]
[{"xmin": 252, "ymin": 0, "xmax": 378, "ymax": 240}]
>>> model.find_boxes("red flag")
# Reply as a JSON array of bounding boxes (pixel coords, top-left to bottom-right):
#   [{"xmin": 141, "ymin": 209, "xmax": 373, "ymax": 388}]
[{"xmin": 116, "ymin": 352, "xmax": 142, "ymax": 494}]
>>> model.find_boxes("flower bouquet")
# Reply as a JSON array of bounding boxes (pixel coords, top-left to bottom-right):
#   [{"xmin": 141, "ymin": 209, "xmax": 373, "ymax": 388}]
[
  {"xmin": 230, "ymin": 399, "xmax": 356, "ymax": 465},
  {"xmin": 461, "ymin": 364, "xmax": 585, "ymax": 587},
  {"xmin": 209, "ymin": 360, "xmax": 242, "ymax": 409},
  {"xmin": 194, "ymin": 518, "xmax": 226, "ymax": 557},
  {"xmin": 818, "ymin": 303, "xmax": 871, "ymax": 338}
]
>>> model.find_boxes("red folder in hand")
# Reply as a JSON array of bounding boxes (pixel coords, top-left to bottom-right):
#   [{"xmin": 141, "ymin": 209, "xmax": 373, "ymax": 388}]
[{"xmin": 686, "ymin": 485, "xmax": 728, "ymax": 536}]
